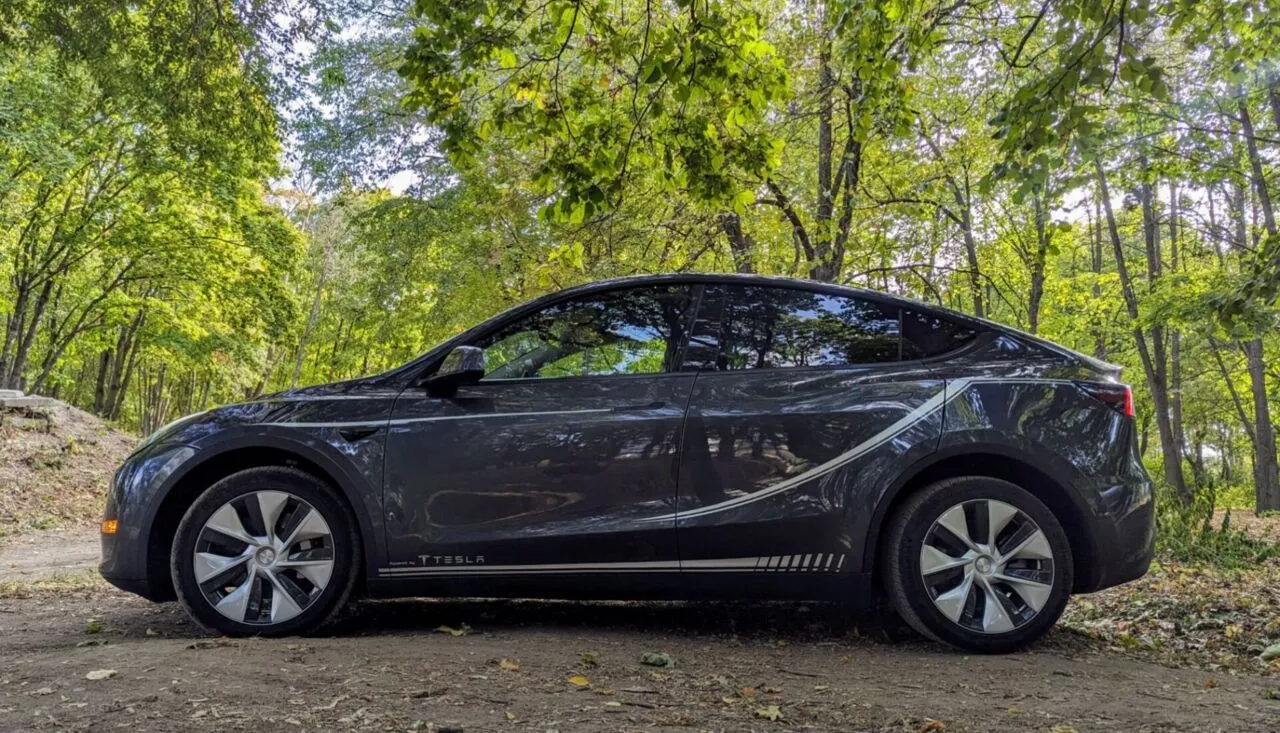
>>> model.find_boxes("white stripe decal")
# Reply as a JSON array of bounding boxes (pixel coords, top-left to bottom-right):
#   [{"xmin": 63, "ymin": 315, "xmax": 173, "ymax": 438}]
[{"xmin": 252, "ymin": 407, "xmax": 613, "ymax": 429}]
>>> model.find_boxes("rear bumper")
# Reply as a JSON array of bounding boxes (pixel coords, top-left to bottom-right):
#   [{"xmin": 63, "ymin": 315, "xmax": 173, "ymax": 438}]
[{"xmin": 1074, "ymin": 488, "xmax": 1156, "ymax": 593}]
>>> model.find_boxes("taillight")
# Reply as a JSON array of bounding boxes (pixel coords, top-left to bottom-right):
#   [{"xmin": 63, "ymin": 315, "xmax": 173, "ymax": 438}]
[{"xmin": 1078, "ymin": 382, "xmax": 1134, "ymax": 418}]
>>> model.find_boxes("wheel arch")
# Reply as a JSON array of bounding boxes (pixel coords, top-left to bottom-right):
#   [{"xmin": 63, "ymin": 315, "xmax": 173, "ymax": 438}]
[
  {"xmin": 864, "ymin": 444, "xmax": 1099, "ymax": 593},
  {"xmin": 144, "ymin": 438, "xmax": 379, "ymax": 601}
]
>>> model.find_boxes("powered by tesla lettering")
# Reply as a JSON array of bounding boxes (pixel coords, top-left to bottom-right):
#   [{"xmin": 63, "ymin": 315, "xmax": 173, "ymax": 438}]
[{"xmin": 419, "ymin": 555, "xmax": 485, "ymax": 566}]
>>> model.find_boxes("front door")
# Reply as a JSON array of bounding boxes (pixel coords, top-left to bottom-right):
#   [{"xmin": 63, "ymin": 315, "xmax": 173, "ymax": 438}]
[
  {"xmin": 672, "ymin": 284, "xmax": 945, "ymax": 596},
  {"xmin": 380, "ymin": 284, "xmax": 698, "ymax": 591}
]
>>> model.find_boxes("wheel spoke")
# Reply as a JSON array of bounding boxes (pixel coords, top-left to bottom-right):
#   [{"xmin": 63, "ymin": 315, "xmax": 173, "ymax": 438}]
[
  {"xmin": 277, "ymin": 558, "xmax": 334, "ymax": 588},
  {"xmin": 978, "ymin": 577, "xmax": 1015, "ymax": 633},
  {"xmin": 266, "ymin": 572, "xmax": 305, "ymax": 622},
  {"xmin": 281, "ymin": 506, "xmax": 329, "ymax": 548},
  {"xmin": 255, "ymin": 491, "xmax": 291, "ymax": 544},
  {"xmin": 214, "ymin": 568, "xmax": 255, "ymax": 622},
  {"xmin": 920, "ymin": 544, "xmax": 970, "ymax": 575},
  {"xmin": 194, "ymin": 551, "xmax": 250, "ymax": 584},
  {"xmin": 932, "ymin": 569, "xmax": 975, "ymax": 622},
  {"xmin": 994, "ymin": 572, "xmax": 1053, "ymax": 612},
  {"xmin": 204, "ymin": 504, "xmax": 255, "ymax": 545},
  {"xmin": 1001, "ymin": 527, "xmax": 1052, "ymax": 562},
  {"xmin": 935, "ymin": 504, "xmax": 979, "ymax": 552},
  {"xmin": 986, "ymin": 501, "xmax": 1018, "ymax": 548}
]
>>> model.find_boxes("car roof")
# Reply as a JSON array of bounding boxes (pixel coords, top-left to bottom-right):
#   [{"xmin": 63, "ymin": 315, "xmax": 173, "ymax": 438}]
[{"xmin": 549, "ymin": 272, "xmax": 972, "ymax": 321}]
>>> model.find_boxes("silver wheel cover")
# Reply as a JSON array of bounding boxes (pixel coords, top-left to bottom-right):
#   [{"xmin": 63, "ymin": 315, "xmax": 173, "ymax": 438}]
[
  {"xmin": 193, "ymin": 490, "xmax": 335, "ymax": 626},
  {"xmin": 919, "ymin": 499, "xmax": 1055, "ymax": 634}
]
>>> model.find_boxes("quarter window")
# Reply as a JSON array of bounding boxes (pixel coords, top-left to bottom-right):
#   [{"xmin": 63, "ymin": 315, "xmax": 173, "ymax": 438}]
[
  {"xmin": 901, "ymin": 309, "xmax": 977, "ymax": 359},
  {"xmin": 689, "ymin": 286, "xmax": 901, "ymax": 370},
  {"xmin": 477, "ymin": 285, "xmax": 694, "ymax": 379}
]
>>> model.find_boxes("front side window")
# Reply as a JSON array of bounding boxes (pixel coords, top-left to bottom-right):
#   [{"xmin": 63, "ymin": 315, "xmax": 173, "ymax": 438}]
[
  {"xmin": 689, "ymin": 285, "xmax": 901, "ymax": 370},
  {"xmin": 477, "ymin": 285, "xmax": 694, "ymax": 379}
]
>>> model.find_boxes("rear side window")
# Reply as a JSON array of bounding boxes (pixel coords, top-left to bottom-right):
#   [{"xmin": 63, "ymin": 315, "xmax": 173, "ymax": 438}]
[
  {"xmin": 901, "ymin": 309, "xmax": 977, "ymax": 359},
  {"xmin": 687, "ymin": 285, "xmax": 901, "ymax": 370}
]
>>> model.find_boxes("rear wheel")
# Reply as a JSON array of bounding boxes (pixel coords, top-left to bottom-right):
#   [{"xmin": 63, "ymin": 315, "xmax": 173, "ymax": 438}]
[
  {"xmin": 171, "ymin": 467, "xmax": 359, "ymax": 636},
  {"xmin": 882, "ymin": 476, "xmax": 1072, "ymax": 653}
]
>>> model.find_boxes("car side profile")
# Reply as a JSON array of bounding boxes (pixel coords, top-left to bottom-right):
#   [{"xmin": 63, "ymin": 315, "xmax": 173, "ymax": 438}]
[{"xmin": 100, "ymin": 274, "xmax": 1155, "ymax": 653}]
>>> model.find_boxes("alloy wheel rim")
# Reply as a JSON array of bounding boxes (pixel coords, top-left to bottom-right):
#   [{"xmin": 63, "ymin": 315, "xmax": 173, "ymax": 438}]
[
  {"xmin": 193, "ymin": 490, "xmax": 335, "ymax": 625},
  {"xmin": 919, "ymin": 499, "xmax": 1055, "ymax": 635}
]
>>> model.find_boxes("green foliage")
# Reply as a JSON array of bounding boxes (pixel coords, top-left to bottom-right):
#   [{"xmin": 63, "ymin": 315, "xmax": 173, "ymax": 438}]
[
  {"xmin": 400, "ymin": 0, "xmax": 790, "ymax": 221},
  {"xmin": 1157, "ymin": 498, "xmax": 1280, "ymax": 569}
]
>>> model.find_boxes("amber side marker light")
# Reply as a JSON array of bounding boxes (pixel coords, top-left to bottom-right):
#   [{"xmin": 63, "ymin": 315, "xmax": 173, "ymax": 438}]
[{"xmin": 101, "ymin": 519, "xmax": 118, "ymax": 535}]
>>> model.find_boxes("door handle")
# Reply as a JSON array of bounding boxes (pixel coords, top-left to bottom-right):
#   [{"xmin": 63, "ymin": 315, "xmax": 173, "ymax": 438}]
[
  {"xmin": 611, "ymin": 401, "xmax": 667, "ymax": 412},
  {"xmin": 339, "ymin": 426, "xmax": 381, "ymax": 442}
]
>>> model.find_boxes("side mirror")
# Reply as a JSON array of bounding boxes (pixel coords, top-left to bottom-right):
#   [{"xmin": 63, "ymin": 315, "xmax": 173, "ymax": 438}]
[{"xmin": 425, "ymin": 346, "xmax": 485, "ymax": 396}]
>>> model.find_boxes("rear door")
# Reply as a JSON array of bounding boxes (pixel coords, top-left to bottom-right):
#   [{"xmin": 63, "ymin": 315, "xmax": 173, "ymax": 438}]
[
  {"xmin": 671, "ymin": 284, "xmax": 946, "ymax": 596},
  {"xmin": 381, "ymin": 284, "xmax": 699, "ymax": 591}
]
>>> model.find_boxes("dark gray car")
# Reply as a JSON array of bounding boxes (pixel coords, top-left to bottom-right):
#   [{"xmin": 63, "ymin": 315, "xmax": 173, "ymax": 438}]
[{"xmin": 100, "ymin": 274, "xmax": 1155, "ymax": 652}]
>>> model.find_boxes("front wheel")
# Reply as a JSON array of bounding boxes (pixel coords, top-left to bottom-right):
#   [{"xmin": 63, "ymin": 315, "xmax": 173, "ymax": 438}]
[
  {"xmin": 882, "ymin": 476, "xmax": 1073, "ymax": 653},
  {"xmin": 170, "ymin": 467, "xmax": 360, "ymax": 636}
]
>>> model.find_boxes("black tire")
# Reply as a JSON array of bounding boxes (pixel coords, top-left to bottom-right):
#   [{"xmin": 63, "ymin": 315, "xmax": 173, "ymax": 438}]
[
  {"xmin": 882, "ymin": 476, "xmax": 1073, "ymax": 653},
  {"xmin": 171, "ymin": 467, "xmax": 360, "ymax": 637}
]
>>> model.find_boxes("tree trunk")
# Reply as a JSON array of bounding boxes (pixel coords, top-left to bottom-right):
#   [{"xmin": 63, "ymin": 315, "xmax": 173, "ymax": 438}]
[
  {"xmin": 1245, "ymin": 340, "xmax": 1280, "ymax": 512},
  {"xmin": 718, "ymin": 212, "xmax": 756, "ymax": 273},
  {"xmin": 1094, "ymin": 160, "xmax": 1191, "ymax": 503},
  {"xmin": 1234, "ymin": 90, "xmax": 1280, "ymax": 512},
  {"xmin": 1091, "ymin": 192, "xmax": 1107, "ymax": 360}
]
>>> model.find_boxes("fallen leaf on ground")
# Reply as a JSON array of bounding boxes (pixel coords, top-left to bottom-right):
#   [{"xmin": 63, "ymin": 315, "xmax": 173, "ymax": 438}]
[
  {"xmin": 495, "ymin": 658, "xmax": 520, "ymax": 672},
  {"xmin": 568, "ymin": 674, "xmax": 590, "ymax": 687},
  {"xmin": 1261, "ymin": 643, "xmax": 1280, "ymax": 662},
  {"xmin": 580, "ymin": 651, "xmax": 599, "ymax": 667},
  {"xmin": 435, "ymin": 624, "xmax": 468, "ymax": 637},
  {"xmin": 640, "ymin": 652, "xmax": 673, "ymax": 667},
  {"xmin": 753, "ymin": 704, "xmax": 782, "ymax": 721},
  {"xmin": 85, "ymin": 669, "xmax": 117, "ymax": 680}
]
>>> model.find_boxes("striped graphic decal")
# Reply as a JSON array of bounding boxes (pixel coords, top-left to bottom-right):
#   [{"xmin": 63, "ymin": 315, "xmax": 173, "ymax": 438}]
[
  {"xmin": 377, "ymin": 554, "xmax": 848, "ymax": 577},
  {"xmin": 639, "ymin": 379, "xmax": 967, "ymax": 524},
  {"xmin": 651, "ymin": 377, "xmax": 1081, "ymax": 523}
]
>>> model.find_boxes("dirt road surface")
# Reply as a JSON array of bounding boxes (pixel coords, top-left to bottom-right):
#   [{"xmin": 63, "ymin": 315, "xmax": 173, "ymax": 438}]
[
  {"xmin": 2, "ymin": 581, "xmax": 1276, "ymax": 733},
  {"xmin": 0, "ymin": 528, "xmax": 100, "ymax": 581}
]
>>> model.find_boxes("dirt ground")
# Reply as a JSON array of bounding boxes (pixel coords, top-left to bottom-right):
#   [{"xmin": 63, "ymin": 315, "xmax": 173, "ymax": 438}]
[{"xmin": 1, "ymin": 576, "xmax": 1277, "ymax": 733}]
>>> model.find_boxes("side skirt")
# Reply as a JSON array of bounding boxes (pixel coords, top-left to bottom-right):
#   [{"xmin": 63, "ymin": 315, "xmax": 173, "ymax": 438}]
[{"xmin": 366, "ymin": 571, "xmax": 872, "ymax": 606}]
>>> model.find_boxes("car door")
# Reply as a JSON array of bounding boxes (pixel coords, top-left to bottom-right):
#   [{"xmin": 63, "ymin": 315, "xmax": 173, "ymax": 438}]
[
  {"xmin": 671, "ymin": 284, "xmax": 946, "ymax": 597},
  {"xmin": 380, "ymin": 283, "xmax": 699, "ymax": 592}
]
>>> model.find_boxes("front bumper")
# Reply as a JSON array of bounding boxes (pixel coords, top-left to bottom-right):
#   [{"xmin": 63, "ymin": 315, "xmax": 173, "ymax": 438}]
[{"xmin": 98, "ymin": 442, "xmax": 196, "ymax": 602}]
